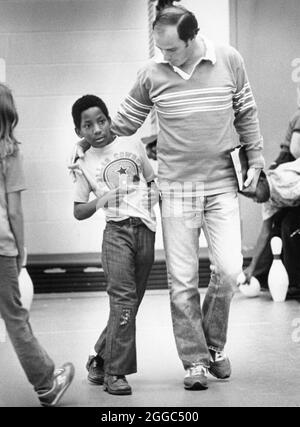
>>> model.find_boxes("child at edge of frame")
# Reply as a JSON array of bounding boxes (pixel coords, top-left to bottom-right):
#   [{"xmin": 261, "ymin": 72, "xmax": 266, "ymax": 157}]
[{"xmin": 0, "ymin": 82, "xmax": 74, "ymax": 407}]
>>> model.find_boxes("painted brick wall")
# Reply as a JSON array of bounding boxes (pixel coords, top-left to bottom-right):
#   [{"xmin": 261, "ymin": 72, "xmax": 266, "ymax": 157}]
[{"xmin": 0, "ymin": 0, "xmax": 229, "ymax": 255}]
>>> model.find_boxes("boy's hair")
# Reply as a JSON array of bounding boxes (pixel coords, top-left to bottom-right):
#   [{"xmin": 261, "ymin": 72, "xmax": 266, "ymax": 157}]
[
  {"xmin": 0, "ymin": 83, "xmax": 20, "ymax": 160},
  {"xmin": 152, "ymin": 0, "xmax": 199, "ymax": 43},
  {"xmin": 71, "ymin": 95, "xmax": 110, "ymax": 130}
]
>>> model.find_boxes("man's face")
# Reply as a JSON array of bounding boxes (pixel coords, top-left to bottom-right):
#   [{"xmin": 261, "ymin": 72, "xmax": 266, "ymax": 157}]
[
  {"xmin": 154, "ymin": 24, "xmax": 191, "ymax": 68},
  {"xmin": 76, "ymin": 106, "xmax": 112, "ymax": 148}
]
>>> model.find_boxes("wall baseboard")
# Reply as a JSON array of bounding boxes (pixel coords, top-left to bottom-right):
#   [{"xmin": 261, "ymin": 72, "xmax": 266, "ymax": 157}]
[{"xmin": 27, "ymin": 250, "xmax": 251, "ymax": 293}]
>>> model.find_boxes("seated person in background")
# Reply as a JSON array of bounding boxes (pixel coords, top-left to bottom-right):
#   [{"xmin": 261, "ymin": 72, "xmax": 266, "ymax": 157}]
[
  {"xmin": 244, "ymin": 108, "xmax": 300, "ymax": 298},
  {"xmin": 269, "ymin": 108, "xmax": 300, "ymax": 169},
  {"xmin": 71, "ymin": 95, "xmax": 159, "ymax": 395}
]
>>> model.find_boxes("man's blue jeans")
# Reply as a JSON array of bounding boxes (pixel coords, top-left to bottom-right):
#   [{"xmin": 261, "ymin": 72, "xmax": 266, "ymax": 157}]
[
  {"xmin": 94, "ymin": 218, "xmax": 155, "ymax": 375},
  {"xmin": 0, "ymin": 255, "xmax": 55, "ymax": 392},
  {"xmin": 161, "ymin": 191, "xmax": 243, "ymax": 369}
]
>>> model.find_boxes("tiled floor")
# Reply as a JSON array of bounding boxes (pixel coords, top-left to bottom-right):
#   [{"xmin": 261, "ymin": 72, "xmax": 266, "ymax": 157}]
[{"xmin": 0, "ymin": 289, "xmax": 299, "ymax": 407}]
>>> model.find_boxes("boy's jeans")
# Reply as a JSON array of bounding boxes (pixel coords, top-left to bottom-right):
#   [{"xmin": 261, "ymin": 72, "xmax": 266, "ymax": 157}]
[
  {"xmin": 161, "ymin": 191, "xmax": 243, "ymax": 369},
  {"xmin": 95, "ymin": 218, "xmax": 155, "ymax": 375},
  {"xmin": 0, "ymin": 255, "xmax": 55, "ymax": 392}
]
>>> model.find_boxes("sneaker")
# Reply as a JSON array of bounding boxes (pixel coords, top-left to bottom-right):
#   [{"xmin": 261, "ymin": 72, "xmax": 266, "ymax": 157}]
[
  {"xmin": 184, "ymin": 363, "xmax": 208, "ymax": 390},
  {"xmin": 209, "ymin": 348, "xmax": 231, "ymax": 379},
  {"xmin": 103, "ymin": 374, "xmax": 132, "ymax": 395},
  {"xmin": 86, "ymin": 355, "xmax": 104, "ymax": 385},
  {"xmin": 38, "ymin": 362, "xmax": 75, "ymax": 407}
]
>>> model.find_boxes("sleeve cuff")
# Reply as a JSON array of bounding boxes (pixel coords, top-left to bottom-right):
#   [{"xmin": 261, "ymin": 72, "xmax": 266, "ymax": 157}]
[{"xmin": 246, "ymin": 150, "xmax": 265, "ymax": 169}]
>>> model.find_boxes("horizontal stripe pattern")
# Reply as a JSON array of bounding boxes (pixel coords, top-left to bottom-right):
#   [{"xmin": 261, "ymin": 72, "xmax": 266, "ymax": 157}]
[
  {"xmin": 154, "ymin": 87, "xmax": 234, "ymax": 116},
  {"xmin": 152, "ymin": 87, "xmax": 231, "ymax": 102},
  {"xmin": 119, "ymin": 94, "xmax": 152, "ymax": 125},
  {"xmin": 112, "ymin": 42, "xmax": 264, "ymax": 189},
  {"xmin": 118, "ymin": 83, "xmax": 256, "ymax": 121},
  {"xmin": 156, "ymin": 102, "xmax": 233, "ymax": 116},
  {"xmin": 233, "ymin": 82, "xmax": 256, "ymax": 114}
]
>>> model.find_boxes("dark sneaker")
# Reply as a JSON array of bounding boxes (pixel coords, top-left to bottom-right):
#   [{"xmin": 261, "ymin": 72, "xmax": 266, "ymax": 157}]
[
  {"xmin": 38, "ymin": 362, "xmax": 75, "ymax": 407},
  {"xmin": 184, "ymin": 364, "xmax": 208, "ymax": 390},
  {"xmin": 103, "ymin": 374, "xmax": 132, "ymax": 395},
  {"xmin": 86, "ymin": 355, "xmax": 104, "ymax": 385},
  {"xmin": 209, "ymin": 349, "xmax": 231, "ymax": 379}
]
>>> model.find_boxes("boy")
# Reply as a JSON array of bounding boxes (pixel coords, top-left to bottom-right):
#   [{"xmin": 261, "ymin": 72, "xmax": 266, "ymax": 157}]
[{"xmin": 71, "ymin": 95, "xmax": 158, "ymax": 395}]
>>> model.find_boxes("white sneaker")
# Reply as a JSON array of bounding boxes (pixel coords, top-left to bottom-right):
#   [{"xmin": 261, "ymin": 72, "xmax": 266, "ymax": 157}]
[
  {"xmin": 38, "ymin": 362, "xmax": 75, "ymax": 407},
  {"xmin": 209, "ymin": 349, "xmax": 231, "ymax": 379},
  {"xmin": 184, "ymin": 363, "xmax": 208, "ymax": 390}
]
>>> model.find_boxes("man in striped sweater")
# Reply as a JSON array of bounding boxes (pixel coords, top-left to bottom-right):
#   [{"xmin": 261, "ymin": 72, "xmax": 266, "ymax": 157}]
[{"xmin": 75, "ymin": 2, "xmax": 265, "ymax": 391}]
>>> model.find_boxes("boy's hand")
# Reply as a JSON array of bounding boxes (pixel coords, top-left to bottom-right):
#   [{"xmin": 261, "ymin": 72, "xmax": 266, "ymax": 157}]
[
  {"xmin": 96, "ymin": 186, "xmax": 136, "ymax": 210},
  {"xmin": 118, "ymin": 185, "xmax": 137, "ymax": 196}
]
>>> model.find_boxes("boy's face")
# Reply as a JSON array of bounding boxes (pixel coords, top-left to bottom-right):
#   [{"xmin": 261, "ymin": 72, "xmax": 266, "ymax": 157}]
[{"xmin": 76, "ymin": 106, "xmax": 112, "ymax": 148}]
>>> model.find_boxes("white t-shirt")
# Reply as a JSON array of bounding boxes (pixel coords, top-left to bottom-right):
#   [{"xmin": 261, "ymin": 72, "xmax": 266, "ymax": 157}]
[{"xmin": 74, "ymin": 138, "xmax": 156, "ymax": 232}]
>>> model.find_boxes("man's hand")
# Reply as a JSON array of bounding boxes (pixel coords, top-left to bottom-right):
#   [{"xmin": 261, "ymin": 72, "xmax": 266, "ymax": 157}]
[
  {"xmin": 68, "ymin": 159, "xmax": 82, "ymax": 182},
  {"xmin": 243, "ymin": 167, "xmax": 262, "ymax": 193},
  {"xmin": 146, "ymin": 141, "xmax": 157, "ymax": 161},
  {"xmin": 75, "ymin": 138, "xmax": 90, "ymax": 159},
  {"xmin": 68, "ymin": 139, "xmax": 91, "ymax": 181}
]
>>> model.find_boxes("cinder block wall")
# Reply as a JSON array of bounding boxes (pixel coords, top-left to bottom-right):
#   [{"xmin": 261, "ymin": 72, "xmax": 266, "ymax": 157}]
[{"xmin": 0, "ymin": 0, "xmax": 229, "ymax": 255}]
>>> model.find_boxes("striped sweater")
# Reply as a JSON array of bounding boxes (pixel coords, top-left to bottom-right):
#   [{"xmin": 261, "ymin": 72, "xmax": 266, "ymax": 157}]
[{"xmin": 111, "ymin": 38, "xmax": 265, "ymax": 195}]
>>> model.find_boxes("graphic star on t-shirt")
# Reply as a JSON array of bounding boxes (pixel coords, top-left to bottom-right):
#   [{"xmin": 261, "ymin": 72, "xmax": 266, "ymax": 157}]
[{"xmin": 103, "ymin": 158, "xmax": 140, "ymax": 190}]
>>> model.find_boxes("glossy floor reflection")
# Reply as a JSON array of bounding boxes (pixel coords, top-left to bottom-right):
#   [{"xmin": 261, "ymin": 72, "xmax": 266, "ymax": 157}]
[{"xmin": 0, "ymin": 289, "xmax": 299, "ymax": 407}]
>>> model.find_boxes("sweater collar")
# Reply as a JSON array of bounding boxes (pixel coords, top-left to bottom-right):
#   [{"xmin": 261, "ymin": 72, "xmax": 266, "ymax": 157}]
[{"xmin": 154, "ymin": 35, "xmax": 216, "ymax": 80}]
